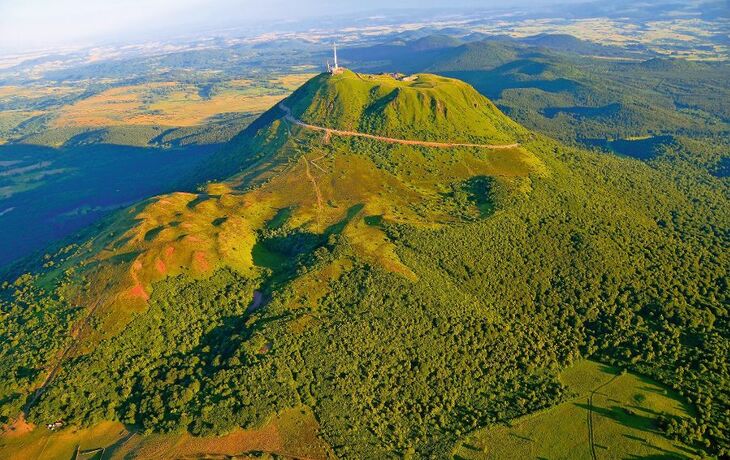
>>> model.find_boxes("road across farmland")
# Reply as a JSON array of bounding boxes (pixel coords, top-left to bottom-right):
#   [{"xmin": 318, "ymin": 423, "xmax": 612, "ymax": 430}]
[{"xmin": 278, "ymin": 102, "xmax": 520, "ymax": 150}]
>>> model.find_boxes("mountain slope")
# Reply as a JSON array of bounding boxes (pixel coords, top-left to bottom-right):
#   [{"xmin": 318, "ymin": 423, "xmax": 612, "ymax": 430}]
[
  {"xmin": 71, "ymin": 72, "xmax": 542, "ymax": 310},
  {"xmin": 0, "ymin": 72, "xmax": 727, "ymax": 458},
  {"xmin": 286, "ymin": 70, "xmax": 525, "ymax": 144}
]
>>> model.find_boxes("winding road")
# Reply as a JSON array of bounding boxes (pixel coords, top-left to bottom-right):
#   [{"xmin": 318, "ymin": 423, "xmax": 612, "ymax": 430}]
[{"xmin": 278, "ymin": 102, "xmax": 520, "ymax": 150}]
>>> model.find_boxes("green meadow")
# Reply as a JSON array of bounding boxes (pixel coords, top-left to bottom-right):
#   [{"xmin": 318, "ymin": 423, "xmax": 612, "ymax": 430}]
[{"xmin": 453, "ymin": 360, "xmax": 699, "ymax": 459}]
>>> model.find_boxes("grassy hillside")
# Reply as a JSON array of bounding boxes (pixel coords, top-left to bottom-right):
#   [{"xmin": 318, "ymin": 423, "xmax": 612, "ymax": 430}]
[
  {"xmin": 286, "ymin": 70, "xmax": 525, "ymax": 144},
  {"xmin": 0, "ymin": 73, "xmax": 319, "ymax": 269},
  {"xmin": 0, "ymin": 71, "xmax": 727, "ymax": 458},
  {"xmin": 0, "ymin": 407, "xmax": 332, "ymax": 459}
]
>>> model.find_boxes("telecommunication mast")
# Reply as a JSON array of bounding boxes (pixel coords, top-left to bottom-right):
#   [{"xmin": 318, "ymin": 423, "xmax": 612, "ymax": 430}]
[
  {"xmin": 333, "ymin": 43, "xmax": 338, "ymax": 71},
  {"xmin": 328, "ymin": 43, "xmax": 342, "ymax": 74}
]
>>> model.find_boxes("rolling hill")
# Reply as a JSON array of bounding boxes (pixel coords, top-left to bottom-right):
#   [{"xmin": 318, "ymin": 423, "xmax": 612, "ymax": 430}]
[{"xmin": 0, "ymin": 71, "xmax": 727, "ymax": 458}]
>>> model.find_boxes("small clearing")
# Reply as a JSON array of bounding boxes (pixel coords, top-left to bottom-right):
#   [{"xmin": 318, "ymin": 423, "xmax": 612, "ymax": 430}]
[{"xmin": 453, "ymin": 360, "xmax": 700, "ymax": 459}]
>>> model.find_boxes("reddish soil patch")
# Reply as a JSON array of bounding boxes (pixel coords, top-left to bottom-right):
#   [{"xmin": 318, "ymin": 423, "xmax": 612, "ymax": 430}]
[
  {"xmin": 128, "ymin": 260, "xmax": 149, "ymax": 300},
  {"xmin": 1, "ymin": 415, "xmax": 34, "ymax": 438},
  {"xmin": 164, "ymin": 245, "xmax": 175, "ymax": 258},
  {"xmin": 128, "ymin": 284, "xmax": 149, "ymax": 301},
  {"xmin": 192, "ymin": 251, "xmax": 210, "ymax": 272},
  {"xmin": 155, "ymin": 258, "xmax": 166, "ymax": 275}
]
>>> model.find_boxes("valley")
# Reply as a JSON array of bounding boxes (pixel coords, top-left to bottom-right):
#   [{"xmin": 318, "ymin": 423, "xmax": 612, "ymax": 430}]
[{"xmin": 0, "ymin": 143, "xmax": 218, "ymax": 267}]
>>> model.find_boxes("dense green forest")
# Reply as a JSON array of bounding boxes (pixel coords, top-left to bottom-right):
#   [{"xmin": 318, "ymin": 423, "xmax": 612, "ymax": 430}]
[
  {"xmin": 5, "ymin": 139, "xmax": 726, "ymax": 455},
  {"xmin": 1, "ymin": 28, "xmax": 728, "ymax": 458}
]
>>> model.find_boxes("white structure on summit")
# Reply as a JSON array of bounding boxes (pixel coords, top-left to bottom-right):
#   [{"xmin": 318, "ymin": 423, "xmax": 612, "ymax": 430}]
[
  {"xmin": 327, "ymin": 43, "xmax": 343, "ymax": 74},
  {"xmin": 333, "ymin": 43, "xmax": 338, "ymax": 70}
]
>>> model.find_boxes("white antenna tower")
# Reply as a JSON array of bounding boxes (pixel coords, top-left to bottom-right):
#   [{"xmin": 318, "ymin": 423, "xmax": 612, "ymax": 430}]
[{"xmin": 333, "ymin": 43, "xmax": 338, "ymax": 71}]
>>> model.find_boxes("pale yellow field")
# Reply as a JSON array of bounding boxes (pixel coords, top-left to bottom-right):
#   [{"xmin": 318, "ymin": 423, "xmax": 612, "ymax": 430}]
[
  {"xmin": 477, "ymin": 17, "xmax": 728, "ymax": 60},
  {"xmin": 53, "ymin": 82, "xmax": 276, "ymax": 127},
  {"xmin": 52, "ymin": 74, "xmax": 317, "ymax": 128},
  {"xmin": 271, "ymin": 73, "xmax": 318, "ymax": 90}
]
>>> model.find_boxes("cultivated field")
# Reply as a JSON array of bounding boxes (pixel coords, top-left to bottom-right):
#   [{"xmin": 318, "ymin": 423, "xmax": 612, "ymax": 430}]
[
  {"xmin": 0, "ymin": 85, "xmax": 82, "ymax": 100},
  {"xmin": 479, "ymin": 17, "xmax": 728, "ymax": 60}
]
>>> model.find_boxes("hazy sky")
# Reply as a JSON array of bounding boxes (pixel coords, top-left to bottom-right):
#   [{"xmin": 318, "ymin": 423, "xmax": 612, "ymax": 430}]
[{"xmin": 0, "ymin": 0, "xmax": 549, "ymax": 53}]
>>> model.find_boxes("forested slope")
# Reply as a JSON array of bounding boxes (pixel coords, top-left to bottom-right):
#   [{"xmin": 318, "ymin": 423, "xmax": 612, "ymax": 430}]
[{"xmin": 0, "ymin": 71, "xmax": 727, "ymax": 457}]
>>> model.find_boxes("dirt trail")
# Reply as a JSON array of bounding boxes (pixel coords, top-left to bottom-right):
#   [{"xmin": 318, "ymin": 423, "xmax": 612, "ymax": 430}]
[
  {"xmin": 302, "ymin": 156, "xmax": 324, "ymax": 226},
  {"xmin": 586, "ymin": 373, "xmax": 622, "ymax": 460},
  {"xmin": 278, "ymin": 102, "xmax": 520, "ymax": 150},
  {"xmin": 586, "ymin": 396, "xmax": 596, "ymax": 460}
]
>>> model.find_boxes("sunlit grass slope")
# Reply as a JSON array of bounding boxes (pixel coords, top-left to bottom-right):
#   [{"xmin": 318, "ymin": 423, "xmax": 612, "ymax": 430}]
[
  {"xmin": 286, "ymin": 70, "xmax": 527, "ymax": 144},
  {"xmin": 453, "ymin": 360, "xmax": 700, "ymax": 459},
  {"xmin": 1, "ymin": 71, "xmax": 546, "ymax": 457},
  {"xmin": 0, "ymin": 407, "xmax": 331, "ymax": 459}
]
